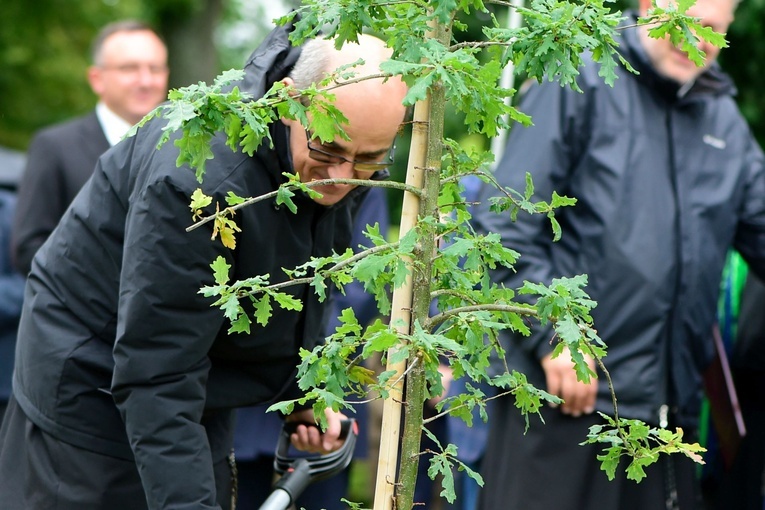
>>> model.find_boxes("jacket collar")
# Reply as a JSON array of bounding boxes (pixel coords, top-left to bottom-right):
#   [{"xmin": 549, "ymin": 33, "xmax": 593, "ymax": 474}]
[{"xmin": 241, "ymin": 22, "xmax": 302, "ymax": 102}]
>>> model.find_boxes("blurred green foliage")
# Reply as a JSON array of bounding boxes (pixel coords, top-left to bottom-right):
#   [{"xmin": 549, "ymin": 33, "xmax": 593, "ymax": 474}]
[
  {"xmin": 0, "ymin": 0, "xmax": 145, "ymax": 149},
  {"xmin": 0, "ymin": 0, "xmax": 762, "ymax": 184},
  {"xmin": 385, "ymin": 7, "xmax": 498, "ymax": 228},
  {"xmin": 0, "ymin": 0, "xmax": 227, "ymax": 151},
  {"xmin": 718, "ymin": 0, "xmax": 765, "ymax": 142}
]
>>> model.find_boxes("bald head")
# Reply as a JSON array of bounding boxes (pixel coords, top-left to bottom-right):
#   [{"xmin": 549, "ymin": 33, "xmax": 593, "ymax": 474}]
[
  {"xmin": 287, "ymin": 34, "xmax": 407, "ymax": 128},
  {"xmin": 326, "ymin": 34, "xmax": 392, "ymax": 78},
  {"xmin": 289, "ymin": 34, "xmax": 403, "ymax": 93}
]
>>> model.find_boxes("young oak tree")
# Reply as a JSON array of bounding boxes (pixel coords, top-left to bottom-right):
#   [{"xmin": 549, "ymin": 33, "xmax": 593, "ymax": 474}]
[{"xmin": 132, "ymin": 0, "xmax": 720, "ymax": 508}]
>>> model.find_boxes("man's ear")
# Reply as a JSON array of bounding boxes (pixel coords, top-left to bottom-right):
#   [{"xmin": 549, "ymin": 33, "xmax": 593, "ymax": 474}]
[
  {"xmin": 87, "ymin": 66, "xmax": 104, "ymax": 96},
  {"xmin": 280, "ymin": 77, "xmax": 302, "ymax": 126},
  {"xmin": 281, "ymin": 77, "xmax": 298, "ymax": 96}
]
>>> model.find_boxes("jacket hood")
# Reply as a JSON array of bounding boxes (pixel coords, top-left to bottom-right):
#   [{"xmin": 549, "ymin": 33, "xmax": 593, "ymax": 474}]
[
  {"xmin": 241, "ymin": 21, "xmax": 301, "ymax": 99},
  {"xmin": 619, "ymin": 10, "xmax": 736, "ymax": 102}
]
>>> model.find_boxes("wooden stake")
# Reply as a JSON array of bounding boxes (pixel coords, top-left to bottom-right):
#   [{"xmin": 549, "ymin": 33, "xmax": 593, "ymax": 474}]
[{"xmin": 372, "ymin": 95, "xmax": 430, "ymax": 510}]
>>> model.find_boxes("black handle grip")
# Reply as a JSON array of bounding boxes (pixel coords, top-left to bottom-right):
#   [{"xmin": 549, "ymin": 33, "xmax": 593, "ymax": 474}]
[{"xmin": 273, "ymin": 418, "xmax": 358, "ymax": 477}]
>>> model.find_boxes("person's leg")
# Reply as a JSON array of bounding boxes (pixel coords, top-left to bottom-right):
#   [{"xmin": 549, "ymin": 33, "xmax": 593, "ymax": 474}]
[
  {"xmin": 205, "ymin": 408, "xmax": 237, "ymax": 510},
  {"xmin": 445, "ymin": 379, "xmax": 491, "ymax": 510},
  {"xmin": 0, "ymin": 394, "xmax": 147, "ymax": 510},
  {"xmin": 234, "ymin": 456, "xmax": 278, "ymax": 510},
  {"xmin": 478, "ymin": 398, "xmax": 608, "ymax": 510},
  {"xmin": 412, "ymin": 408, "xmax": 448, "ymax": 508},
  {"xmin": 616, "ymin": 438, "xmax": 703, "ymax": 510},
  {"xmin": 457, "ymin": 459, "xmax": 481, "ymax": 510},
  {"xmin": 295, "ymin": 468, "xmax": 350, "ymax": 509},
  {"xmin": 711, "ymin": 369, "xmax": 765, "ymax": 510},
  {"xmin": 0, "ymin": 399, "xmax": 7, "ymax": 426},
  {"xmin": 478, "ymin": 398, "xmax": 703, "ymax": 510}
]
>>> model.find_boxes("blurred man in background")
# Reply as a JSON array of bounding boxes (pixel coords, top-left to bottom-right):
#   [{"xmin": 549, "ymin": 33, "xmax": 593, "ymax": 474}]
[
  {"xmin": 474, "ymin": 0, "xmax": 765, "ymax": 508},
  {"xmin": 12, "ymin": 19, "xmax": 168, "ymax": 275}
]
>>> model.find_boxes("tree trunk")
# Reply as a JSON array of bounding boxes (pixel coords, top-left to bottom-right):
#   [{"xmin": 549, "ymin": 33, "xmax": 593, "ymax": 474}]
[
  {"xmin": 158, "ymin": 0, "xmax": 226, "ymax": 88},
  {"xmin": 374, "ymin": 16, "xmax": 450, "ymax": 510},
  {"xmin": 372, "ymin": 82, "xmax": 430, "ymax": 510}
]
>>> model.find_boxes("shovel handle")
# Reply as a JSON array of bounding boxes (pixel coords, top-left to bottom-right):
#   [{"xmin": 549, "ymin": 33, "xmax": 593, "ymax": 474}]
[{"xmin": 258, "ymin": 419, "xmax": 358, "ymax": 510}]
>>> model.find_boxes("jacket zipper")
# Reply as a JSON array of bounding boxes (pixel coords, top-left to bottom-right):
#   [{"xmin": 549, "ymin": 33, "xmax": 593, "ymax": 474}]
[{"xmin": 662, "ymin": 104, "xmax": 681, "ymax": 510}]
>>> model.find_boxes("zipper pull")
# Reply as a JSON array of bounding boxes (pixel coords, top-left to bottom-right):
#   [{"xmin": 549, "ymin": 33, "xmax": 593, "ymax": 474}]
[{"xmin": 659, "ymin": 404, "xmax": 669, "ymax": 429}]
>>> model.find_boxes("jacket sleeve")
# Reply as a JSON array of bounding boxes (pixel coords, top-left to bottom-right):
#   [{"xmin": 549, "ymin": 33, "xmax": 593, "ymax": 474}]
[
  {"xmin": 473, "ymin": 79, "xmax": 592, "ymax": 361},
  {"xmin": 734, "ymin": 133, "xmax": 765, "ymax": 280},
  {"xmin": 12, "ymin": 131, "xmax": 69, "ymax": 276},
  {"xmin": 110, "ymin": 167, "xmax": 230, "ymax": 510}
]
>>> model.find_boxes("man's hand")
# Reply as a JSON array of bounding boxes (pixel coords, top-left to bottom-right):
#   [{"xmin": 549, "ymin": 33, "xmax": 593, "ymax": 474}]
[
  {"xmin": 285, "ymin": 407, "xmax": 347, "ymax": 454},
  {"xmin": 427, "ymin": 364, "xmax": 453, "ymax": 408},
  {"xmin": 540, "ymin": 347, "xmax": 596, "ymax": 417}
]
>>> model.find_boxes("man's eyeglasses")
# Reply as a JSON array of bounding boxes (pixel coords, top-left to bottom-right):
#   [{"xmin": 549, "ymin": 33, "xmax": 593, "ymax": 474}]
[
  {"xmin": 98, "ymin": 63, "xmax": 169, "ymax": 76},
  {"xmin": 305, "ymin": 129, "xmax": 396, "ymax": 174}
]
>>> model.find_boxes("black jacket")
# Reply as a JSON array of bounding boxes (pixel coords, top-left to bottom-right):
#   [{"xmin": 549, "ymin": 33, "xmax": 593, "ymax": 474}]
[
  {"xmin": 12, "ymin": 111, "xmax": 110, "ymax": 275},
  {"xmin": 13, "ymin": 25, "xmax": 364, "ymax": 509},
  {"xmin": 474, "ymin": 13, "xmax": 765, "ymax": 427}
]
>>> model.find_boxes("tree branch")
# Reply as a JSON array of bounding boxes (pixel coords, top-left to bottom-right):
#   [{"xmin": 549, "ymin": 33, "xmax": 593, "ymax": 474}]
[
  {"xmin": 186, "ymin": 179, "xmax": 421, "ymax": 232},
  {"xmin": 230, "ymin": 239, "xmax": 401, "ymax": 298},
  {"xmin": 425, "ymin": 303, "xmax": 537, "ymax": 330}
]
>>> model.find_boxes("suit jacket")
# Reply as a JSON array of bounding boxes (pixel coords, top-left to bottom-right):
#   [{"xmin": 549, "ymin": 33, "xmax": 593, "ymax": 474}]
[{"xmin": 12, "ymin": 111, "xmax": 109, "ymax": 275}]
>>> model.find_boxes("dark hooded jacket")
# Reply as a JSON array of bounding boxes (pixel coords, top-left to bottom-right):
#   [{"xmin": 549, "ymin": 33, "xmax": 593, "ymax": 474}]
[
  {"xmin": 12, "ymin": 24, "xmax": 371, "ymax": 509},
  {"xmin": 474, "ymin": 12, "xmax": 765, "ymax": 428}
]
